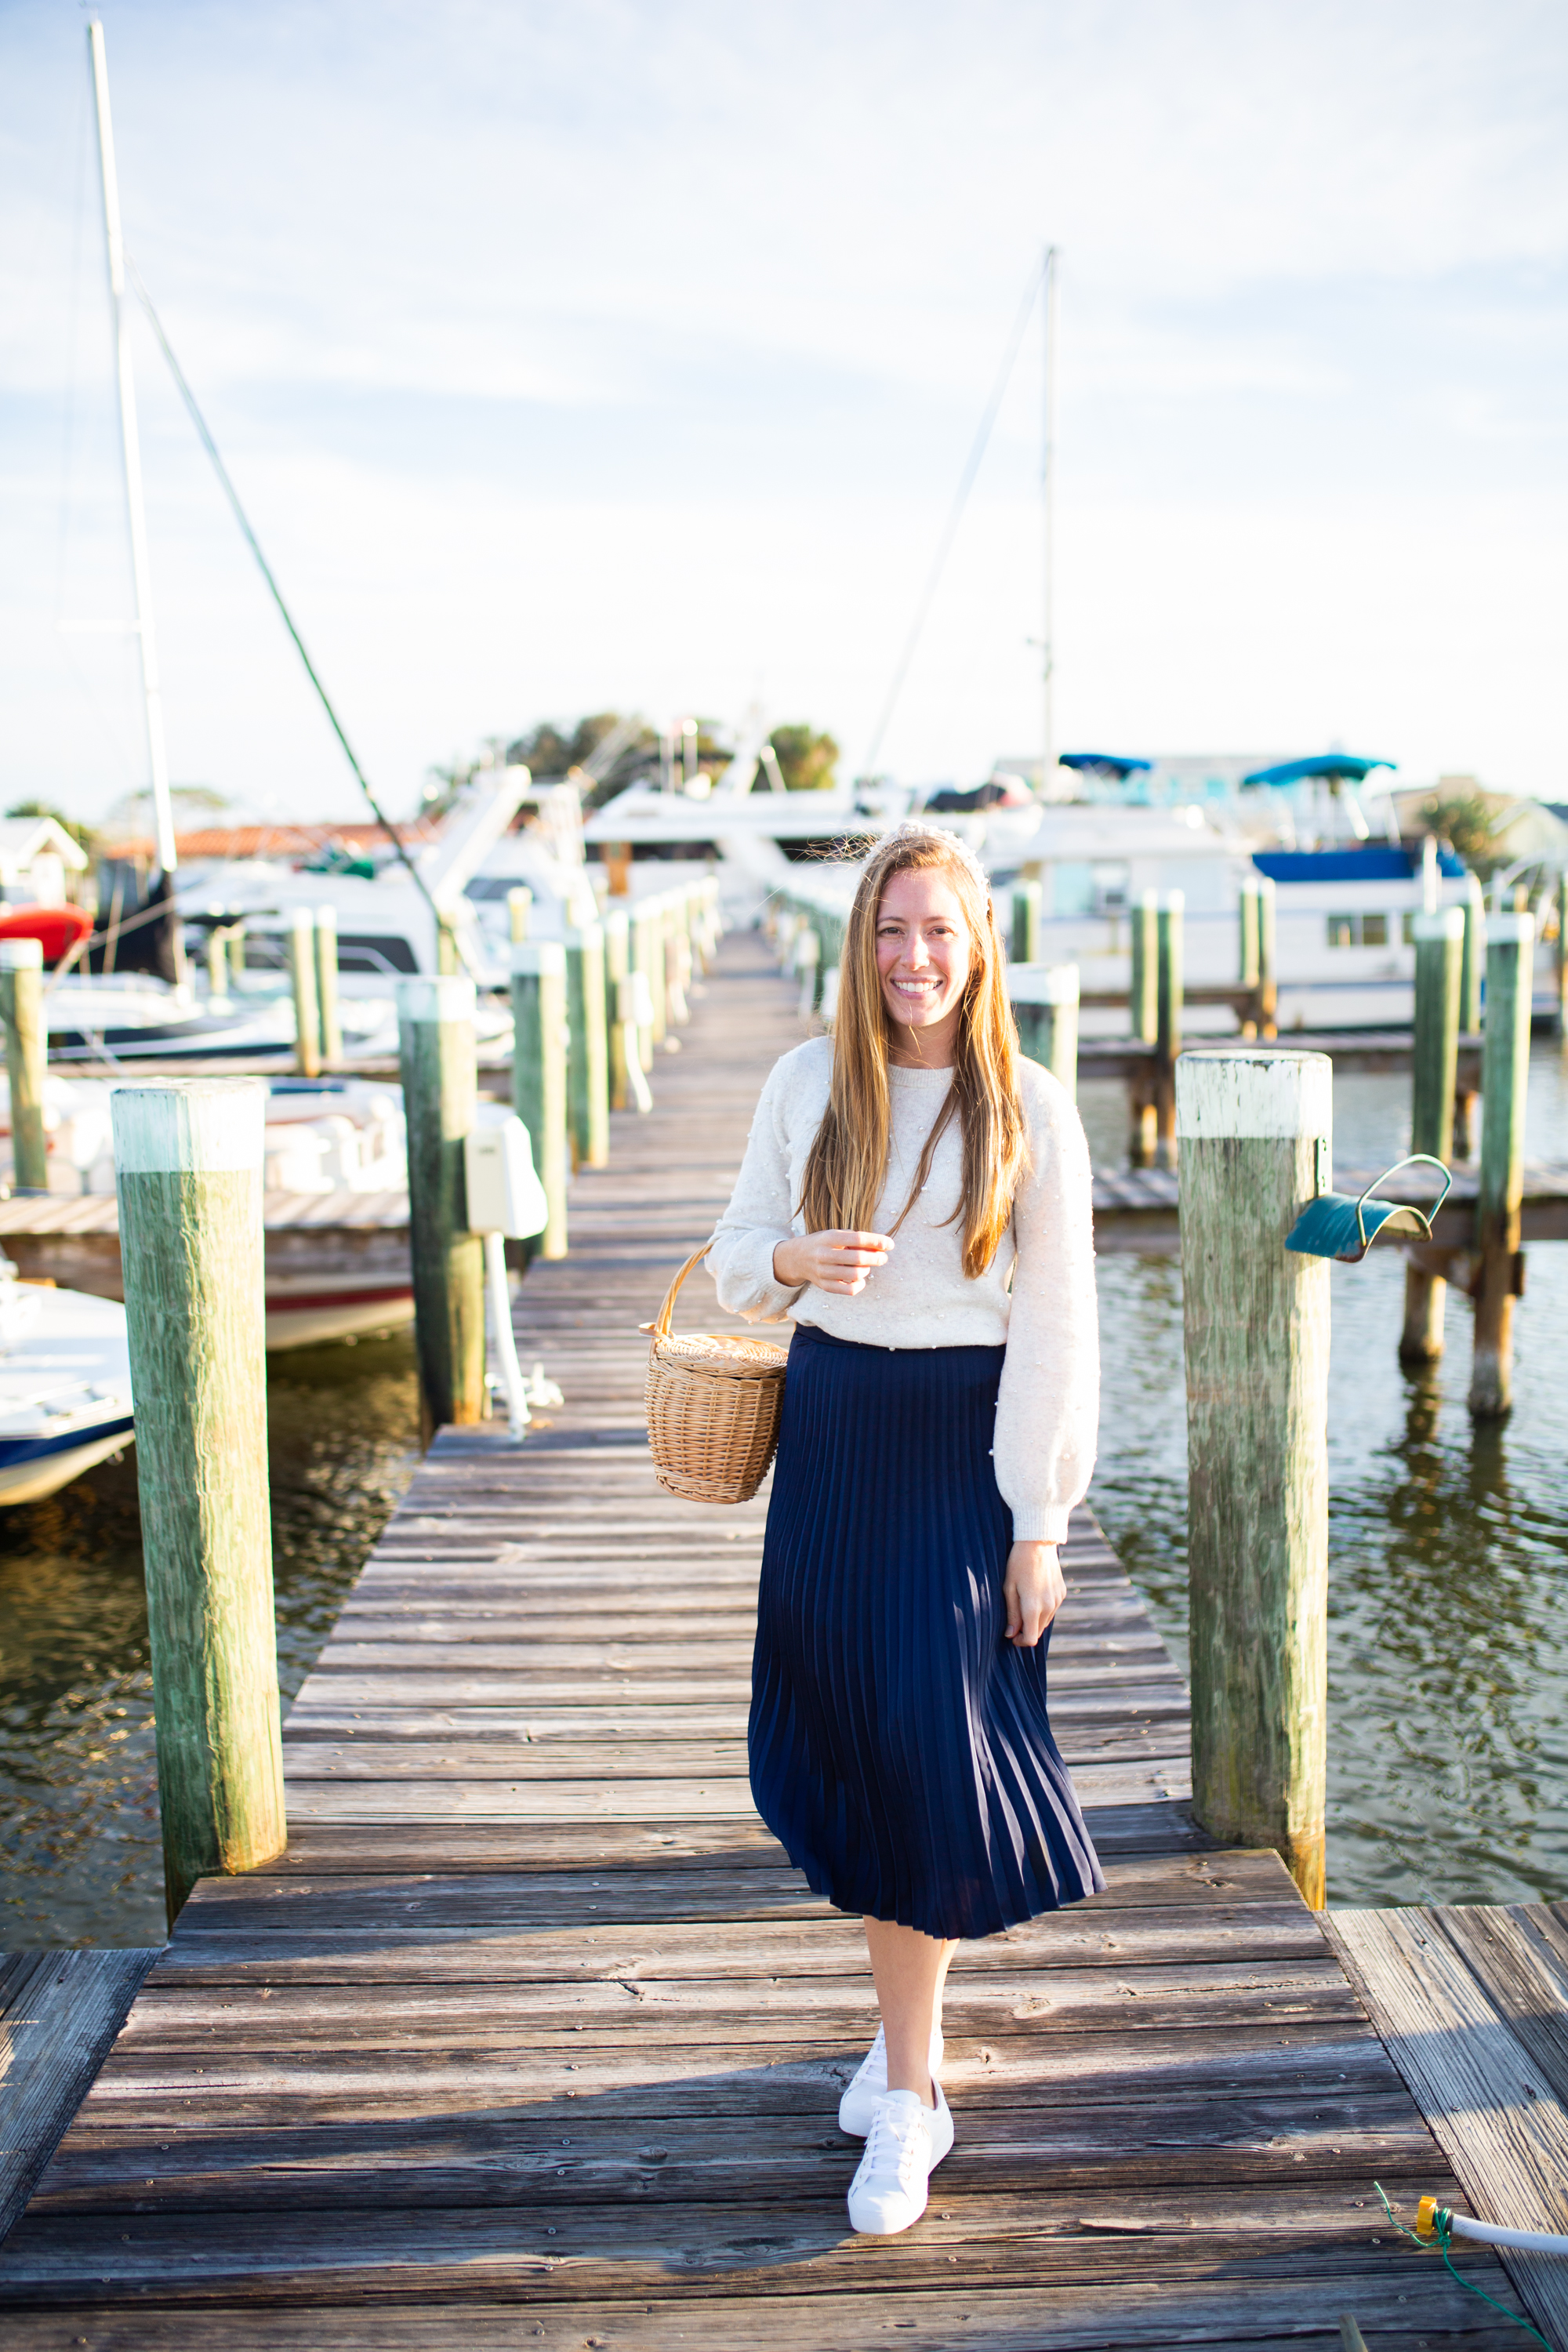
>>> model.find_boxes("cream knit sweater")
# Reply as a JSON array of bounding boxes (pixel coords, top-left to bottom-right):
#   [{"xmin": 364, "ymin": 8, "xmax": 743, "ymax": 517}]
[{"xmin": 706, "ymin": 1036, "xmax": 1098, "ymax": 1543}]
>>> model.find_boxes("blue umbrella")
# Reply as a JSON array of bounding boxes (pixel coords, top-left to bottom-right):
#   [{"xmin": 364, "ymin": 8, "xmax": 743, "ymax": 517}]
[
  {"xmin": 1059, "ymin": 753, "xmax": 1154, "ymax": 778},
  {"xmin": 1242, "ymin": 753, "xmax": 1396, "ymax": 789}
]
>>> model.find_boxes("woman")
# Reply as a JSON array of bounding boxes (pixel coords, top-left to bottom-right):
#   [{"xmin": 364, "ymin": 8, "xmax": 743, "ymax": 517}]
[{"xmin": 707, "ymin": 823, "xmax": 1102, "ymax": 2238}]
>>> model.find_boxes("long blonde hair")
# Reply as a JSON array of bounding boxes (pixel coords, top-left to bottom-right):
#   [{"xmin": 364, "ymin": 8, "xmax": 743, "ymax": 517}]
[{"xmin": 798, "ymin": 826, "xmax": 1030, "ymax": 1278}]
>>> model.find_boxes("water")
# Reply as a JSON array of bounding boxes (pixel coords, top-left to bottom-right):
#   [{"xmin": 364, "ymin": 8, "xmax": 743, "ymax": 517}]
[
  {"xmin": 0, "ymin": 1333, "xmax": 419, "ymax": 1947},
  {"xmin": 1083, "ymin": 1041, "xmax": 1568, "ymax": 1910},
  {"xmin": 4, "ymin": 1049, "xmax": 1568, "ymax": 1937}
]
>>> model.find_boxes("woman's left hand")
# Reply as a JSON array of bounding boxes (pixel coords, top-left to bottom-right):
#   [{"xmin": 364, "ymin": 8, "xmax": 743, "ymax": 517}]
[{"xmin": 1004, "ymin": 1541, "xmax": 1065, "ymax": 1646}]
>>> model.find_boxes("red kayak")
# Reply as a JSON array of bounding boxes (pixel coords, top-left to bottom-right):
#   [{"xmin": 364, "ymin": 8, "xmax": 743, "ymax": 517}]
[{"xmin": 0, "ymin": 903, "xmax": 95, "ymax": 964}]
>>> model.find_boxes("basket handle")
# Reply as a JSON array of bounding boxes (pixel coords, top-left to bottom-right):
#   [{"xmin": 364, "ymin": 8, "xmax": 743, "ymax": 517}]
[{"xmin": 648, "ymin": 1244, "xmax": 711, "ymax": 1341}]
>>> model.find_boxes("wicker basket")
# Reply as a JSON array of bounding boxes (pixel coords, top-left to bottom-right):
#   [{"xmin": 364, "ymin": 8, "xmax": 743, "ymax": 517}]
[{"xmin": 643, "ymin": 1245, "xmax": 788, "ymax": 1505}]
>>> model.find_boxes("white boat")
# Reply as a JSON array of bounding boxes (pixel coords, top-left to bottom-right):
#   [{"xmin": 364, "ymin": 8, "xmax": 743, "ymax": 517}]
[{"xmin": 0, "ymin": 1264, "xmax": 133, "ymax": 1507}]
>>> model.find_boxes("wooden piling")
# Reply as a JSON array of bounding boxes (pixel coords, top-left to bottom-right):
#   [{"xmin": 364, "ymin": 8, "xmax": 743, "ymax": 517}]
[
  {"xmin": 1011, "ymin": 964, "xmax": 1079, "ymax": 1099},
  {"xmin": 1011, "ymin": 880, "xmax": 1042, "ymax": 967},
  {"xmin": 603, "ymin": 907, "xmax": 630, "ymax": 1111},
  {"xmin": 1177, "ymin": 1047, "xmax": 1331, "ymax": 1907},
  {"xmin": 1238, "ymin": 886, "xmax": 1260, "ymax": 1038},
  {"xmin": 1399, "ymin": 907, "xmax": 1465, "ymax": 1363},
  {"xmin": 507, "ymin": 887, "xmax": 532, "ymax": 946},
  {"xmin": 648, "ymin": 896, "xmax": 669, "ymax": 1048},
  {"xmin": 1127, "ymin": 889, "xmax": 1160, "ymax": 1167},
  {"xmin": 1256, "ymin": 876, "xmax": 1278, "ymax": 1037},
  {"xmin": 108, "ymin": 1077, "xmax": 286, "ymax": 1921},
  {"xmin": 289, "ymin": 906, "xmax": 321, "ymax": 1080},
  {"xmin": 1129, "ymin": 887, "xmax": 1158, "ymax": 1043},
  {"xmin": 0, "ymin": 938, "xmax": 48, "ymax": 1193},
  {"xmin": 396, "ymin": 975, "xmax": 487, "ymax": 1432},
  {"xmin": 510, "ymin": 942, "xmax": 568, "ymax": 1260},
  {"xmin": 227, "ymin": 920, "xmax": 247, "ymax": 993},
  {"xmin": 314, "ymin": 905, "xmax": 343, "ymax": 1069},
  {"xmin": 1469, "ymin": 914, "xmax": 1533, "ymax": 1419},
  {"xmin": 1556, "ymin": 872, "xmax": 1568, "ymax": 1036},
  {"xmin": 1155, "ymin": 891, "xmax": 1183, "ymax": 1167},
  {"xmin": 205, "ymin": 927, "xmax": 230, "ymax": 1007},
  {"xmin": 564, "ymin": 913, "xmax": 610, "ymax": 1170},
  {"xmin": 1455, "ymin": 873, "xmax": 1485, "ymax": 1159}
]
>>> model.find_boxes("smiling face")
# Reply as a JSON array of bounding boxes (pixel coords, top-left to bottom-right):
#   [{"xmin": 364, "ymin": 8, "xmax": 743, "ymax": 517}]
[{"xmin": 875, "ymin": 865, "xmax": 975, "ymax": 1061}]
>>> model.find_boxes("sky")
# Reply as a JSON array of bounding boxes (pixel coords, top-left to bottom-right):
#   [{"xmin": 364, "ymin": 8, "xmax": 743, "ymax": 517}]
[{"xmin": 2, "ymin": 0, "xmax": 1566, "ymax": 827}]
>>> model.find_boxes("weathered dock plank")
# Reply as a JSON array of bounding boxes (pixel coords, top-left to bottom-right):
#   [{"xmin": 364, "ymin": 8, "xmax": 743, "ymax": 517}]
[{"xmin": 0, "ymin": 931, "xmax": 1530, "ymax": 2349}]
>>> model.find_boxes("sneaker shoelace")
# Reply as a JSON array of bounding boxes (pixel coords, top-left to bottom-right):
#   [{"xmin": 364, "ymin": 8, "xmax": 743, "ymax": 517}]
[{"xmin": 862, "ymin": 2100, "xmax": 927, "ymax": 2191}]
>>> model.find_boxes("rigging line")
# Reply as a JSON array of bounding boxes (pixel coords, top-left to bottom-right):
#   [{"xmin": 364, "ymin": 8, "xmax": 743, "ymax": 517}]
[
  {"xmin": 860, "ymin": 252, "xmax": 1046, "ymax": 779},
  {"xmin": 122, "ymin": 255, "xmax": 461, "ymax": 959}
]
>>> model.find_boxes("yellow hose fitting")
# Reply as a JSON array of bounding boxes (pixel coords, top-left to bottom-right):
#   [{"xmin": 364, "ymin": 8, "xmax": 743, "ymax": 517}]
[{"xmin": 1416, "ymin": 2197, "xmax": 1439, "ymax": 2238}]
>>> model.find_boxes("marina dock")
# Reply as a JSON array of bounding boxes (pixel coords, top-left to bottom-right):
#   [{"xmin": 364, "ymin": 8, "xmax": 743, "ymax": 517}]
[{"xmin": 4, "ymin": 934, "xmax": 1568, "ymax": 2347}]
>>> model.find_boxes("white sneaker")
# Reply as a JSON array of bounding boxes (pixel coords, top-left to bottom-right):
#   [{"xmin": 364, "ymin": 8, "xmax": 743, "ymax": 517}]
[
  {"xmin": 846, "ymin": 2085, "xmax": 953, "ymax": 2236},
  {"xmin": 837, "ymin": 2022, "xmax": 946, "ymax": 2136}
]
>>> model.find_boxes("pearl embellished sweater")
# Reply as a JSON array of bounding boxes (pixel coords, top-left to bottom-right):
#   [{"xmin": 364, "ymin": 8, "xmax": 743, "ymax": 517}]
[{"xmin": 706, "ymin": 1036, "xmax": 1099, "ymax": 1543}]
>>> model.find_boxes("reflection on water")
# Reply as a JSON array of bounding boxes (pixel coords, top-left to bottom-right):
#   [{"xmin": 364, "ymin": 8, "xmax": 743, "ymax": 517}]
[
  {"xmin": 1087, "ymin": 1044, "xmax": 1568, "ymax": 1909},
  {"xmin": 0, "ymin": 1333, "xmax": 419, "ymax": 1946}
]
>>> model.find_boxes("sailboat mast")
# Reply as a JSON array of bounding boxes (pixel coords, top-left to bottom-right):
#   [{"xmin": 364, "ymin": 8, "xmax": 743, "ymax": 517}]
[
  {"xmin": 88, "ymin": 18, "xmax": 178, "ymax": 882},
  {"xmin": 1040, "ymin": 243, "xmax": 1058, "ymax": 801}
]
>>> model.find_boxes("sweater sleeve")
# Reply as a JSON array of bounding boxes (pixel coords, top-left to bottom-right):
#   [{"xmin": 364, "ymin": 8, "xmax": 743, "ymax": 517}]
[
  {"xmin": 993, "ymin": 1071, "xmax": 1100, "ymax": 1544},
  {"xmin": 705, "ymin": 1051, "xmax": 808, "ymax": 1323}
]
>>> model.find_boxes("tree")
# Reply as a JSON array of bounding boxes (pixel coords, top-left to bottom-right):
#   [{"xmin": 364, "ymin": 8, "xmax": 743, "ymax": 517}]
[
  {"xmin": 1419, "ymin": 792, "xmax": 1507, "ymax": 878},
  {"xmin": 768, "ymin": 724, "xmax": 839, "ymax": 793}
]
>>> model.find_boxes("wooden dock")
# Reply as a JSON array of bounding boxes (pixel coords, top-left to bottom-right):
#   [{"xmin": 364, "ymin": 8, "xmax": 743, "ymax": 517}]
[{"xmin": 2, "ymin": 931, "xmax": 1563, "ymax": 2347}]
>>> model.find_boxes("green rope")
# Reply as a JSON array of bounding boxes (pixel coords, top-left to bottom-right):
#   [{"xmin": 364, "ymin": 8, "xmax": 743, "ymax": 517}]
[{"xmin": 1373, "ymin": 2181, "xmax": 1552, "ymax": 2351}]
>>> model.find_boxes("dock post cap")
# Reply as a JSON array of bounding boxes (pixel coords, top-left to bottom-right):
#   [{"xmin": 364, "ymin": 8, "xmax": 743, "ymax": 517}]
[
  {"xmin": 511, "ymin": 940, "xmax": 567, "ymax": 977},
  {"xmin": 110, "ymin": 1075, "xmax": 267, "ymax": 1173},
  {"xmin": 1009, "ymin": 963, "xmax": 1080, "ymax": 1006},
  {"xmin": 564, "ymin": 916, "xmax": 604, "ymax": 946},
  {"xmin": 396, "ymin": 974, "xmax": 476, "ymax": 1022},
  {"xmin": 1176, "ymin": 1048, "xmax": 1333, "ymax": 1141},
  {"xmin": 1486, "ymin": 912, "xmax": 1536, "ymax": 945},
  {"xmin": 0, "ymin": 938, "xmax": 44, "ymax": 970},
  {"xmin": 1412, "ymin": 907, "xmax": 1466, "ymax": 941}
]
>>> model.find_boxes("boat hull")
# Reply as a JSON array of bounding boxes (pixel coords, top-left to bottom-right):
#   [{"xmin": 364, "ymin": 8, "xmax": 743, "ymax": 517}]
[{"xmin": 0, "ymin": 1419, "xmax": 134, "ymax": 1506}]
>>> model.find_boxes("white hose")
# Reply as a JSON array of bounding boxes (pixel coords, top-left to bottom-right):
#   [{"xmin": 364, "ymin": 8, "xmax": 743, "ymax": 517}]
[
  {"xmin": 484, "ymin": 1230, "xmax": 529, "ymax": 1441},
  {"xmin": 1445, "ymin": 2211, "xmax": 1568, "ymax": 2256}
]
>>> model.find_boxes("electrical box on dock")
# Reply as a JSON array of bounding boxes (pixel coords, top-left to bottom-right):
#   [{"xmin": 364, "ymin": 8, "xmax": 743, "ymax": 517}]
[{"xmin": 464, "ymin": 1105, "xmax": 550, "ymax": 1238}]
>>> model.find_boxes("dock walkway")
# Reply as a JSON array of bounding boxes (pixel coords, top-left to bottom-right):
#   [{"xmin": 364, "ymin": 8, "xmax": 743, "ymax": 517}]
[{"xmin": 0, "ymin": 932, "xmax": 1553, "ymax": 2348}]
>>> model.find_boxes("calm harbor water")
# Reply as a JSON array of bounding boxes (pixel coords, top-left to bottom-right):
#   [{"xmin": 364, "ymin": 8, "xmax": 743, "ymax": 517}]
[{"xmin": 2, "ymin": 1043, "xmax": 1566, "ymax": 1943}]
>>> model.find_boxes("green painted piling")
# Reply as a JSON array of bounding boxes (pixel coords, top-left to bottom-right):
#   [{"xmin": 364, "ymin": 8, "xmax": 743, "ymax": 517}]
[
  {"xmin": 1177, "ymin": 1047, "xmax": 1331, "ymax": 1909},
  {"xmin": 206, "ymin": 927, "xmax": 230, "ymax": 1007},
  {"xmin": 289, "ymin": 906, "xmax": 321, "ymax": 1080},
  {"xmin": 565, "ymin": 913, "xmax": 610, "ymax": 1170},
  {"xmin": 1155, "ymin": 892, "xmax": 1184, "ymax": 1167},
  {"xmin": 314, "ymin": 905, "xmax": 343, "ymax": 1069},
  {"xmin": 0, "ymin": 939, "xmax": 48, "ymax": 1192},
  {"xmin": 397, "ymin": 975, "xmax": 487, "ymax": 1433},
  {"xmin": 1011, "ymin": 965, "xmax": 1079, "ymax": 1099},
  {"xmin": 1455, "ymin": 873, "xmax": 1486, "ymax": 1159},
  {"xmin": 511, "ymin": 941, "xmax": 568, "ymax": 1259},
  {"xmin": 603, "ymin": 907, "xmax": 631, "ymax": 1111},
  {"xmin": 1129, "ymin": 888, "xmax": 1158, "ymax": 1044},
  {"xmin": 1011, "ymin": 880, "xmax": 1042, "ymax": 967},
  {"xmin": 109, "ymin": 1078, "xmax": 286, "ymax": 1922},
  {"xmin": 1399, "ymin": 907, "xmax": 1465, "ymax": 1363},
  {"xmin": 1469, "ymin": 914, "xmax": 1533, "ymax": 1418}
]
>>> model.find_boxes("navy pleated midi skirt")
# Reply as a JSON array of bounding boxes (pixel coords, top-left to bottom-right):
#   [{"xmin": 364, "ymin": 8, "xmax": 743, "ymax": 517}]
[{"xmin": 749, "ymin": 1322, "xmax": 1105, "ymax": 1941}]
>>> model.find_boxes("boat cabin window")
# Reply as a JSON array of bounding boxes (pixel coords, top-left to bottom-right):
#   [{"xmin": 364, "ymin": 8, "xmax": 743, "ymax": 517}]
[{"xmin": 1327, "ymin": 913, "xmax": 1390, "ymax": 949}]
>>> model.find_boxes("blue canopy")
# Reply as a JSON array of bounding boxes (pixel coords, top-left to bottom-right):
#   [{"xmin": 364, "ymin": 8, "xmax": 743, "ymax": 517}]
[
  {"xmin": 1059, "ymin": 752, "xmax": 1153, "ymax": 778},
  {"xmin": 1242, "ymin": 753, "xmax": 1396, "ymax": 788}
]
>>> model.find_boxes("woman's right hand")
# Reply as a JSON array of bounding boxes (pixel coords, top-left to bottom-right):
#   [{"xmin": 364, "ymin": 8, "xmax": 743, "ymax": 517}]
[{"xmin": 773, "ymin": 1229, "xmax": 894, "ymax": 1296}]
